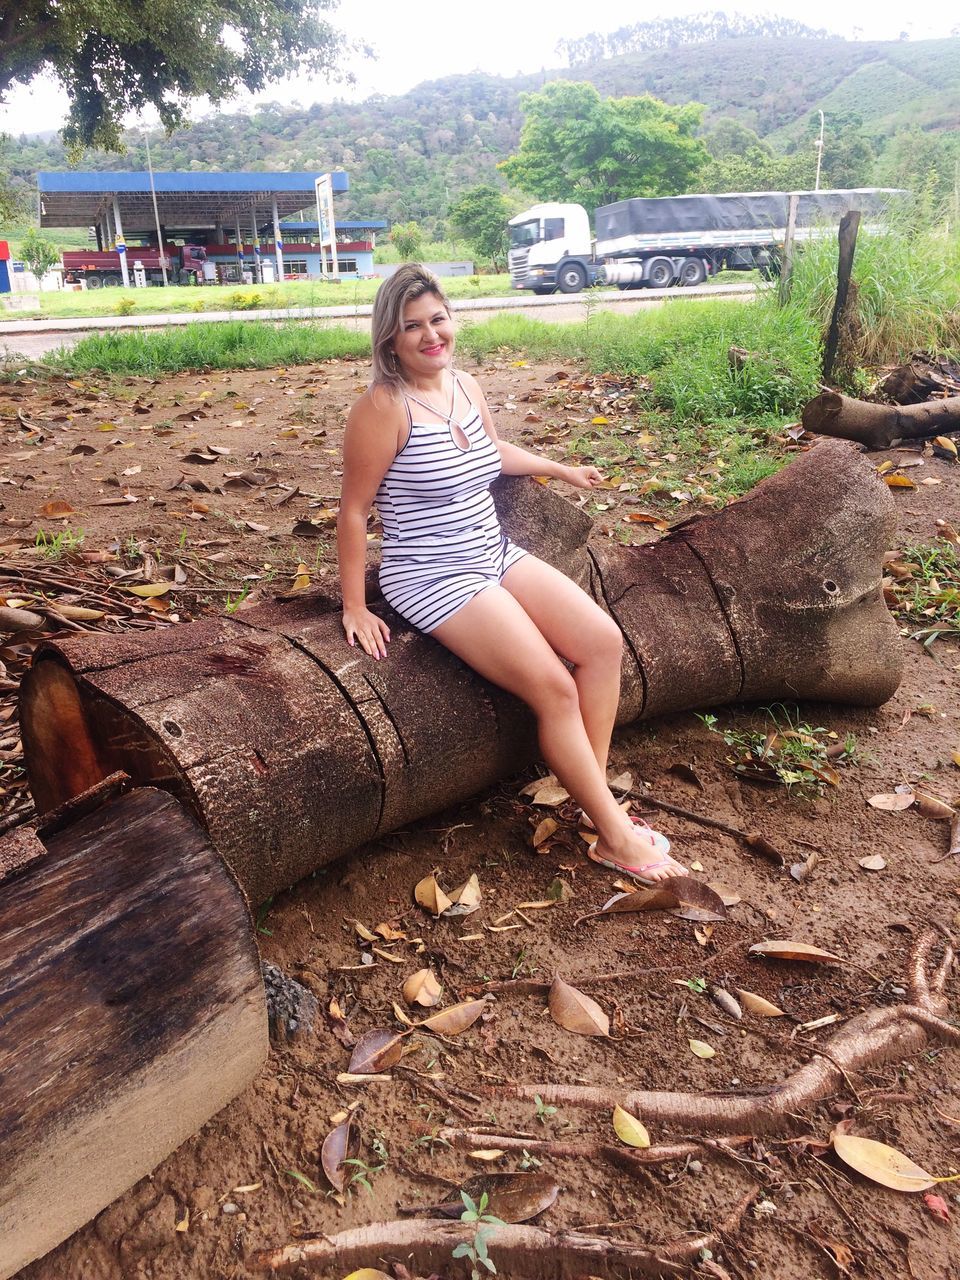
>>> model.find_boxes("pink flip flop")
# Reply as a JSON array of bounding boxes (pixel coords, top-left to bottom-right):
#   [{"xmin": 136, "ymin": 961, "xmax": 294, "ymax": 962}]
[{"xmin": 587, "ymin": 845, "xmax": 688, "ymax": 888}]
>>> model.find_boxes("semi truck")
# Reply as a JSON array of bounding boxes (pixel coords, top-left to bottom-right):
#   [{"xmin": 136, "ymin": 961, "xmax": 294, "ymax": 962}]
[
  {"xmin": 507, "ymin": 189, "xmax": 901, "ymax": 294},
  {"xmin": 61, "ymin": 244, "xmax": 208, "ymax": 288}
]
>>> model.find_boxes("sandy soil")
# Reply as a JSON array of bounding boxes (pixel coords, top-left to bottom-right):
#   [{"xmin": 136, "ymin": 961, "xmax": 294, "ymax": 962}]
[{"xmin": 2, "ymin": 355, "xmax": 959, "ymax": 1280}]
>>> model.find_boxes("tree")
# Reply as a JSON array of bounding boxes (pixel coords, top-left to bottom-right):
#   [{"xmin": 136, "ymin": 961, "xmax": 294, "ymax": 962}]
[
  {"xmin": 0, "ymin": 0, "xmax": 352, "ymax": 151},
  {"xmin": 448, "ymin": 185, "xmax": 511, "ymax": 269},
  {"xmin": 21, "ymin": 228, "xmax": 59, "ymax": 285},
  {"xmin": 390, "ymin": 221, "xmax": 424, "ymax": 261},
  {"xmin": 499, "ymin": 82, "xmax": 708, "ymax": 209},
  {"xmin": 698, "ymin": 145, "xmax": 814, "ymax": 194}
]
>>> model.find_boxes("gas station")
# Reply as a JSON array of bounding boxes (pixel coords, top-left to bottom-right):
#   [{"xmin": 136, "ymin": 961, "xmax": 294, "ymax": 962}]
[{"xmin": 36, "ymin": 170, "xmax": 386, "ymax": 288}]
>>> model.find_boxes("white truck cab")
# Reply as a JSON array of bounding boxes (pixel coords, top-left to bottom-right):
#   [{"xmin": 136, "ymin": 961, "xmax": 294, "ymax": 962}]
[{"xmin": 507, "ymin": 203, "xmax": 596, "ymax": 293}]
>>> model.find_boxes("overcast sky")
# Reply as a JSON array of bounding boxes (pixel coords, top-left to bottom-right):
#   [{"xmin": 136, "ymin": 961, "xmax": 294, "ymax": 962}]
[{"xmin": 1, "ymin": 0, "xmax": 957, "ymax": 139}]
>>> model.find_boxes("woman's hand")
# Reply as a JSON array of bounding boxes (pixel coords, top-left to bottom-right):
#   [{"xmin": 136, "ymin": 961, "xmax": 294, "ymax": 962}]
[
  {"xmin": 563, "ymin": 464, "xmax": 604, "ymax": 489},
  {"xmin": 342, "ymin": 607, "xmax": 391, "ymax": 659}
]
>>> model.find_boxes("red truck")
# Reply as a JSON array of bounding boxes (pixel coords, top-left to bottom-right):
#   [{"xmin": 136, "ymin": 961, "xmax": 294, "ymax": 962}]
[{"xmin": 62, "ymin": 245, "xmax": 208, "ymax": 288}]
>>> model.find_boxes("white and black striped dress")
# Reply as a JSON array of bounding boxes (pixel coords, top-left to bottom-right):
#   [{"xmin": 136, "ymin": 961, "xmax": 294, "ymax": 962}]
[{"xmin": 377, "ymin": 376, "xmax": 527, "ymax": 633}]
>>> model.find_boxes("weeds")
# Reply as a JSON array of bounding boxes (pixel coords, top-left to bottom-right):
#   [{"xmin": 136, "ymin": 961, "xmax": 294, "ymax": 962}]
[
  {"xmin": 533, "ymin": 1094, "xmax": 558, "ymax": 1125},
  {"xmin": 225, "ymin": 582, "xmax": 253, "ymax": 614},
  {"xmin": 887, "ymin": 538, "xmax": 960, "ymax": 647},
  {"xmin": 35, "ymin": 527, "xmax": 84, "ymax": 560},
  {"xmin": 454, "ymin": 1191, "xmax": 505, "ymax": 1280},
  {"xmin": 698, "ymin": 705, "xmax": 857, "ymax": 795}
]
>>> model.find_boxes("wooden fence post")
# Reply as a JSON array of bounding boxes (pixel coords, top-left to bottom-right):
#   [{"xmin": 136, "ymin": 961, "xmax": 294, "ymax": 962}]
[
  {"xmin": 777, "ymin": 193, "xmax": 800, "ymax": 305},
  {"xmin": 822, "ymin": 209, "xmax": 861, "ymax": 382}
]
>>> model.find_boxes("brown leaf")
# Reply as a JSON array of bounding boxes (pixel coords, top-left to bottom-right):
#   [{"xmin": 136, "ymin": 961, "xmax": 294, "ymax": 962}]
[
  {"xmin": 662, "ymin": 876, "xmax": 728, "ymax": 922},
  {"xmin": 736, "ymin": 988, "xmax": 786, "ymax": 1017},
  {"xmin": 414, "ymin": 873, "xmax": 452, "ymax": 917},
  {"xmin": 831, "ymin": 1127, "xmax": 935, "ymax": 1192},
  {"xmin": 418, "ymin": 998, "xmax": 487, "ymax": 1036},
  {"xmin": 441, "ymin": 1173, "xmax": 560, "ymax": 1223},
  {"xmin": 669, "ymin": 762, "xmax": 705, "ymax": 789},
  {"xmin": 749, "ymin": 940, "xmax": 844, "ymax": 965},
  {"xmin": 915, "ymin": 792, "xmax": 955, "ymax": 820},
  {"xmin": 600, "ymin": 887, "xmax": 679, "ymax": 914},
  {"xmin": 858, "ymin": 854, "xmax": 886, "ymax": 871},
  {"xmin": 122, "ymin": 583, "xmax": 171, "ymax": 598},
  {"xmin": 445, "ymin": 873, "xmax": 481, "ymax": 917},
  {"xmin": 532, "ymin": 816, "xmax": 558, "ymax": 848},
  {"xmin": 531, "ymin": 783, "xmax": 570, "ymax": 807},
  {"xmin": 347, "ymin": 1028, "xmax": 406, "ymax": 1074},
  {"xmin": 402, "ymin": 969, "xmax": 442, "ymax": 1008},
  {"xmin": 868, "ymin": 791, "xmax": 915, "ymax": 811},
  {"xmin": 38, "ymin": 500, "xmax": 75, "ymax": 518},
  {"xmin": 320, "ymin": 1118, "xmax": 359, "ymax": 1191},
  {"xmin": 180, "ymin": 450, "xmax": 219, "ymax": 464},
  {"xmin": 548, "ymin": 975, "xmax": 609, "ymax": 1037}
]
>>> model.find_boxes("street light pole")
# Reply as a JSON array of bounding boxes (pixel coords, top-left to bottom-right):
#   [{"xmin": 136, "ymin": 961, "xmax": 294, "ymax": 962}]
[
  {"xmin": 145, "ymin": 132, "xmax": 169, "ymax": 287},
  {"xmin": 814, "ymin": 110, "xmax": 825, "ymax": 192}
]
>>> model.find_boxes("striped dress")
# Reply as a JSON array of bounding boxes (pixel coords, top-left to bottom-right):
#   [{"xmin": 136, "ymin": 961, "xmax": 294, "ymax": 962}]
[{"xmin": 376, "ymin": 375, "xmax": 527, "ymax": 633}]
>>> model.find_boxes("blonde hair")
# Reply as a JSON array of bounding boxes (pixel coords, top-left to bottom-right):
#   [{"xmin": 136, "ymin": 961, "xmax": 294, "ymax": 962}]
[{"xmin": 370, "ymin": 264, "xmax": 452, "ymax": 392}]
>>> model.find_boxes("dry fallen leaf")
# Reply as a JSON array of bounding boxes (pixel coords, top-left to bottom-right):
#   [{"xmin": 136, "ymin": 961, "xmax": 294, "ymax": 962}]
[
  {"xmin": 320, "ymin": 1118, "xmax": 358, "ymax": 1192},
  {"xmin": 532, "ymin": 816, "xmax": 558, "ymax": 848},
  {"xmin": 915, "ymin": 792, "xmax": 955, "ymax": 820},
  {"xmin": 548, "ymin": 975, "xmax": 610, "ymax": 1037},
  {"xmin": 831, "ymin": 1128, "xmax": 936, "ymax": 1192},
  {"xmin": 353, "ymin": 920, "xmax": 377, "ymax": 942},
  {"xmin": 402, "ymin": 969, "xmax": 442, "ymax": 1008},
  {"xmin": 532, "ymin": 783, "xmax": 570, "ymax": 807},
  {"xmin": 883, "ymin": 474, "xmax": 917, "ymax": 489},
  {"xmin": 736, "ymin": 989, "xmax": 786, "ymax": 1017},
  {"xmin": 347, "ymin": 1028, "xmax": 405, "ymax": 1075},
  {"xmin": 612, "ymin": 1104, "xmax": 650, "ymax": 1149},
  {"xmin": 418, "ymin": 998, "xmax": 487, "ymax": 1036},
  {"xmin": 867, "ymin": 791, "xmax": 915, "ymax": 811},
  {"xmin": 445, "ymin": 873, "xmax": 481, "ymax": 916},
  {"xmin": 689, "ymin": 1038, "xmax": 716, "ymax": 1059},
  {"xmin": 749, "ymin": 940, "xmax": 844, "ymax": 965},
  {"xmin": 38, "ymin": 499, "xmax": 75, "ymax": 518},
  {"xmin": 858, "ymin": 854, "xmax": 886, "ymax": 871},
  {"xmin": 342, "ymin": 1270, "xmax": 394, "ymax": 1280},
  {"xmin": 414, "ymin": 873, "xmax": 452, "ymax": 917},
  {"xmin": 122, "ymin": 582, "xmax": 171, "ymax": 598}
]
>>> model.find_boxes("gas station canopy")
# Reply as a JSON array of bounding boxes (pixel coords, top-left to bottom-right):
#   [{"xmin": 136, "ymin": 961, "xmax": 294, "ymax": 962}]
[{"xmin": 38, "ymin": 171, "xmax": 349, "ymax": 233}]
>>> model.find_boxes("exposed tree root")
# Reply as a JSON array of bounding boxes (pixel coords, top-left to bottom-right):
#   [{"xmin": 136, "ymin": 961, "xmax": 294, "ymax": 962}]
[
  {"xmin": 477, "ymin": 930, "xmax": 954, "ymax": 1136},
  {"xmin": 253, "ymin": 1188, "xmax": 759, "ymax": 1277},
  {"xmin": 415, "ymin": 1125, "xmax": 753, "ymax": 1179}
]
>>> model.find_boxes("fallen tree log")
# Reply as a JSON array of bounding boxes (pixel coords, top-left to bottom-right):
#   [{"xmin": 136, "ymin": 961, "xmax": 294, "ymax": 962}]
[
  {"xmin": 0, "ymin": 784, "xmax": 267, "ymax": 1280},
  {"xmin": 480, "ymin": 929, "xmax": 954, "ymax": 1136},
  {"xmin": 802, "ymin": 389, "xmax": 960, "ymax": 449},
  {"xmin": 20, "ymin": 439, "xmax": 902, "ymax": 906}
]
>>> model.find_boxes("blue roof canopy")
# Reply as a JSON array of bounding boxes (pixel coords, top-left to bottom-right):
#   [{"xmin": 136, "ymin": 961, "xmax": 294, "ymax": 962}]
[
  {"xmin": 38, "ymin": 171, "xmax": 349, "ymax": 231},
  {"xmin": 273, "ymin": 220, "xmax": 387, "ymax": 233}
]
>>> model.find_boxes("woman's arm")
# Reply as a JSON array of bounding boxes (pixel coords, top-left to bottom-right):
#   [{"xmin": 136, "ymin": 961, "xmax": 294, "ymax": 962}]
[
  {"xmin": 337, "ymin": 389, "xmax": 403, "ymax": 658},
  {"xmin": 459, "ymin": 370, "xmax": 603, "ymax": 490}
]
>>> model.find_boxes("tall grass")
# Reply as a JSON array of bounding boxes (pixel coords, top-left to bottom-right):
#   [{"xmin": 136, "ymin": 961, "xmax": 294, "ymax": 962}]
[
  {"xmin": 53, "ymin": 321, "xmax": 370, "ymax": 376},
  {"xmin": 787, "ymin": 205, "xmax": 960, "ymax": 369}
]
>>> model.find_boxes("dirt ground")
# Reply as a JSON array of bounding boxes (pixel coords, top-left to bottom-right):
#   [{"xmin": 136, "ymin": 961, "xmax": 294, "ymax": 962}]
[{"xmin": 2, "ymin": 353, "xmax": 960, "ymax": 1280}]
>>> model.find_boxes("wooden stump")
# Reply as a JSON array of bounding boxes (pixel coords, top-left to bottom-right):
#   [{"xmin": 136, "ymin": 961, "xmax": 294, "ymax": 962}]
[
  {"xmin": 0, "ymin": 787, "xmax": 267, "ymax": 1279},
  {"xmin": 20, "ymin": 440, "xmax": 902, "ymax": 907},
  {"xmin": 802, "ymin": 389, "xmax": 960, "ymax": 449}
]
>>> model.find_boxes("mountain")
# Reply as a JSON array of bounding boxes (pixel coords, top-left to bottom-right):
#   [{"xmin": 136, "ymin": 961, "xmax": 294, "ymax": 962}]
[{"xmin": 6, "ymin": 34, "xmax": 960, "ymax": 236}]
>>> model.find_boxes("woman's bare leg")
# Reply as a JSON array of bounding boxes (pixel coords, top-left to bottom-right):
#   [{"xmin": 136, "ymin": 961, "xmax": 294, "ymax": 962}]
[
  {"xmin": 431, "ymin": 585, "xmax": 686, "ymax": 880},
  {"xmin": 501, "ymin": 555, "xmax": 622, "ymax": 775}
]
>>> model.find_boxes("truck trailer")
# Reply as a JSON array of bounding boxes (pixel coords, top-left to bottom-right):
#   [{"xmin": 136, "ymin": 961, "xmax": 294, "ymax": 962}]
[
  {"xmin": 507, "ymin": 189, "xmax": 902, "ymax": 294},
  {"xmin": 62, "ymin": 244, "xmax": 208, "ymax": 288}
]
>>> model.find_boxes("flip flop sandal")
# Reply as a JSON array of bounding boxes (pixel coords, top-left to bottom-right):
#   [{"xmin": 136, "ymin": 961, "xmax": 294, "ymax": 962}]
[{"xmin": 587, "ymin": 847, "xmax": 687, "ymax": 887}]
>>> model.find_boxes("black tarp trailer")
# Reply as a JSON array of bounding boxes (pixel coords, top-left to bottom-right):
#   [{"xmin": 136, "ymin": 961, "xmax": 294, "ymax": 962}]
[{"xmin": 597, "ymin": 188, "xmax": 902, "ymax": 288}]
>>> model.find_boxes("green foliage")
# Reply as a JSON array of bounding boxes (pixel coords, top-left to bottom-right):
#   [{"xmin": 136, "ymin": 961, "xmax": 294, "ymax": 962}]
[
  {"xmin": 448, "ymin": 185, "xmax": 511, "ymax": 270},
  {"xmin": 228, "ymin": 290, "xmax": 262, "ymax": 311},
  {"xmin": 114, "ymin": 296, "xmax": 135, "ymax": 316},
  {"xmin": 390, "ymin": 220, "xmax": 424, "ymax": 261},
  {"xmin": 454, "ymin": 1191, "xmax": 505, "ymax": 1280},
  {"xmin": 20, "ymin": 227, "xmax": 59, "ymax": 283},
  {"xmin": 698, "ymin": 705, "xmax": 857, "ymax": 795},
  {"xmin": 1, "ymin": 0, "xmax": 350, "ymax": 151},
  {"xmin": 53, "ymin": 320, "xmax": 371, "ymax": 375},
  {"xmin": 500, "ymin": 81, "xmax": 709, "ymax": 207},
  {"xmin": 35, "ymin": 526, "xmax": 85, "ymax": 560},
  {"xmin": 699, "ymin": 144, "xmax": 813, "ymax": 194}
]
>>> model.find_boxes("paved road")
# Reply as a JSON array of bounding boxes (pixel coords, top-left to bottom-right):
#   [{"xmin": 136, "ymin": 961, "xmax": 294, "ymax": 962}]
[{"xmin": 0, "ymin": 281, "xmax": 758, "ymax": 361}]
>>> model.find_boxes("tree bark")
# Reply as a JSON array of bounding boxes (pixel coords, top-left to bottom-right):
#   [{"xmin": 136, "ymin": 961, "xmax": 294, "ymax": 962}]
[
  {"xmin": 20, "ymin": 439, "xmax": 903, "ymax": 907},
  {"xmin": 802, "ymin": 389, "xmax": 960, "ymax": 449},
  {"xmin": 0, "ymin": 787, "xmax": 267, "ymax": 1280}
]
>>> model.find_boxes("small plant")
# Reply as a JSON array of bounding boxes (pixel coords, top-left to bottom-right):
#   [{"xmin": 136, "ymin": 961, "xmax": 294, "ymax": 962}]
[
  {"xmin": 453, "ymin": 1191, "xmax": 505, "ymax": 1280},
  {"xmin": 519, "ymin": 1148, "xmax": 542, "ymax": 1170},
  {"xmin": 533, "ymin": 1094, "xmax": 557, "ymax": 1126},
  {"xmin": 228, "ymin": 289, "xmax": 262, "ymax": 311},
  {"xmin": 115, "ymin": 296, "xmax": 136, "ymax": 316},
  {"xmin": 684, "ymin": 976, "xmax": 708, "ymax": 995},
  {"xmin": 697, "ymin": 704, "xmax": 856, "ymax": 795},
  {"xmin": 35, "ymin": 527, "xmax": 84, "ymax": 560},
  {"xmin": 343, "ymin": 1130, "xmax": 388, "ymax": 1193},
  {"xmin": 255, "ymin": 897, "xmax": 273, "ymax": 936},
  {"xmin": 225, "ymin": 581, "xmax": 253, "ymax": 613},
  {"xmin": 189, "ymin": 299, "xmax": 205, "ymax": 313},
  {"xmin": 888, "ymin": 540, "xmax": 960, "ymax": 648}
]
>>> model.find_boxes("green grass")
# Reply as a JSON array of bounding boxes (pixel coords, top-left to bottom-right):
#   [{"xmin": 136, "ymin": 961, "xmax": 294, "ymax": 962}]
[
  {"xmin": 12, "ymin": 273, "xmax": 512, "ymax": 321},
  {"xmin": 51, "ymin": 321, "xmax": 371, "ymax": 376}
]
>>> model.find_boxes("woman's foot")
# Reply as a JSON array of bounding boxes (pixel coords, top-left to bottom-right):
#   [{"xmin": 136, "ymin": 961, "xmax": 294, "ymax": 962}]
[{"xmin": 590, "ymin": 821, "xmax": 688, "ymax": 884}]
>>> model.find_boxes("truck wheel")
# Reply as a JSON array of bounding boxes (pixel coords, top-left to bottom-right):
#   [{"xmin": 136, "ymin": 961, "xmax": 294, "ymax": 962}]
[
  {"xmin": 646, "ymin": 258, "xmax": 675, "ymax": 289},
  {"xmin": 86, "ymin": 275, "xmax": 103, "ymax": 290},
  {"xmin": 532, "ymin": 285, "xmax": 554, "ymax": 295},
  {"xmin": 678, "ymin": 258, "xmax": 707, "ymax": 287},
  {"xmin": 102, "ymin": 275, "xmax": 123, "ymax": 288},
  {"xmin": 557, "ymin": 262, "xmax": 587, "ymax": 294}
]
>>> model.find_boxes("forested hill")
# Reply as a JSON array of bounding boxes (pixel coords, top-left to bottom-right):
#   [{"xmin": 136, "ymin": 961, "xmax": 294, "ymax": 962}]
[{"xmin": 7, "ymin": 34, "xmax": 960, "ymax": 233}]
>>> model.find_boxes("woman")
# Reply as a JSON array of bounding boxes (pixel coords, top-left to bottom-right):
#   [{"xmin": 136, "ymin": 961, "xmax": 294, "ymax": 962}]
[{"xmin": 337, "ymin": 264, "xmax": 686, "ymax": 884}]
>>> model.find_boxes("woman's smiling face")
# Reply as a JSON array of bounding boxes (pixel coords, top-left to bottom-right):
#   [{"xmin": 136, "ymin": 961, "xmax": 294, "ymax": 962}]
[{"xmin": 391, "ymin": 291, "xmax": 455, "ymax": 381}]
